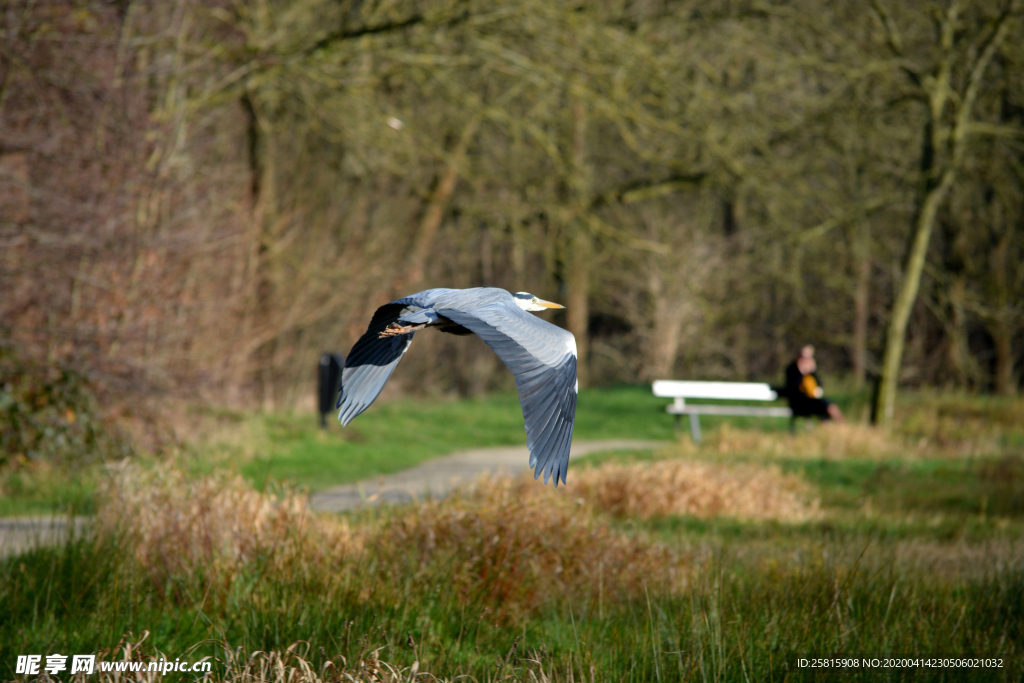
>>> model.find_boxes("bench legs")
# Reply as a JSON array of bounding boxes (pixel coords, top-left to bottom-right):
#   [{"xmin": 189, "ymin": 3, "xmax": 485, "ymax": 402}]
[
  {"xmin": 689, "ymin": 413, "xmax": 702, "ymax": 444},
  {"xmin": 673, "ymin": 413, "xmax": 703, "ymax": 444}
]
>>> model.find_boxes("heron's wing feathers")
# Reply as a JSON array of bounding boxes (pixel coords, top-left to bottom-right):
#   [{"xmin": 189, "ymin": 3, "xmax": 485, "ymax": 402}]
[
  {"xmin": 337, "ymin": 303, "xmax": 417, "ymax": 426},
  {"xmin": 437, "ymin": 304, "xmax": 577, "ymax": 485}
]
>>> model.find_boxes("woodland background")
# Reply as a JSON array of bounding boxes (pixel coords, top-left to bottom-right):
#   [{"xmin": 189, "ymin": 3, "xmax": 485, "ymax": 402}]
[{"xmin": 2, "ymin": 0, "xmax": 1023, "ymax": 425}]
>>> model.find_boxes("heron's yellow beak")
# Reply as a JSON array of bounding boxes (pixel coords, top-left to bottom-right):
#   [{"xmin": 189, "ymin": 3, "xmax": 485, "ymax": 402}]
[{"xmin": 535, "ymin": 298, "xmax": 565, "ymax": 309}]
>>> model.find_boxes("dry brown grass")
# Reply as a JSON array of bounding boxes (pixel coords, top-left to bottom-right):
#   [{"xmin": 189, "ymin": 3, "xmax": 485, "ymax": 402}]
[
  {"xmin": 97, "ymin": 462, "xmax": 363, "ymax": 591},
  {"xmin": 568, "ymin": 459, "xmax": 821, "ymax": 523},
  {"xmin": 58, "ymin": 630, "xmax": 526, "ymax": 683},
  {"xmin": 380, "ymin": 475, "xmax": 688, "ymax": 620},
  {"xmin": 895, "ymin": 393, "xmax": 1024, "ymax": 457},
  {"xmin": 95, "ymin": 449, "xmax": 829, "ymax": 621},
  {"xmin": 677, "ymin": 422, "xmax": 917, "ymax": 461},
  {"xmin": 682, "ymin": 400, "xmax": 1024, "ymax": 462},
  {"xmin": 95, "ymin": 463, "xmax": 687, "ymax": 620}
]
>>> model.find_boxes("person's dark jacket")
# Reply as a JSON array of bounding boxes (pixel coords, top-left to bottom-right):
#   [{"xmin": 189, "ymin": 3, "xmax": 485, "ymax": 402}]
[{"xmin": 783, "ymin": 360, "xmax": 830, "ymax": 418}]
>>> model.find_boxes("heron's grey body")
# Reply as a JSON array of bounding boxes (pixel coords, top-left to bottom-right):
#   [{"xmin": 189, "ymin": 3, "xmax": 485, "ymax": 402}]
[{"xmin": 337, "ymin": 287, "xmax": 577, "ymax": 485}]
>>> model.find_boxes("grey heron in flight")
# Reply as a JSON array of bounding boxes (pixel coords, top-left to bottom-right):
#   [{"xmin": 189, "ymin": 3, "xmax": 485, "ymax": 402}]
[{"xmin": 337, "ymin": 288, "xmax": 577, "ymax": 485}]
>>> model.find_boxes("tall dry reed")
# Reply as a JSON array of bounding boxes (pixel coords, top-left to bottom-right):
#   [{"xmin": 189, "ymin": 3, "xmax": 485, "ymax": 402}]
[
  {"xmin": 97, "ymin": 462, "xmax": 362, "ymax": 592},
  {"xmin": 682, "ymin": 422, "xmax": 914, "ymax": 460},
  {"xmin": 379, "ymin": 475, "xmax": 688, "ymax": 620},
  {"xmin": 58, "ymin": 630, "xmax": 509, "ymax": 683},
  {"xmin": 95, "ymin": 463, "xmax": 688, "ymax": 620},
  {"xmin": 569, "ymin": 459, "xmax": 821, "ymax": 522},
  {"xmin": 690, "ymin": 415, "xmax": 1021, "ymax": 461}
]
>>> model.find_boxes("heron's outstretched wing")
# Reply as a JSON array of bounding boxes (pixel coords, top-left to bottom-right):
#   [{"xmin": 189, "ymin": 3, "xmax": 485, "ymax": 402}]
[
  {"xmin": 337, "ymin": 303, "xmax": 416, "ymax": 426},
  {"xmin": 437, "ymin": 303, "xmax": 577, "ymax": 485},
  {"xmin": 336, "ymin": 289, "xmax": 458, "ymax": 426}
]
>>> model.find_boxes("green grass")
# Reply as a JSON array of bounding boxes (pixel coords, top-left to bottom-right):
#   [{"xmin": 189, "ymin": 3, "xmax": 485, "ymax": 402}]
[
  {"xmin": 0, "ymin": 386, "xmax": 677, "ymax": 516},
  {"xmin": 785, "ymin": 456, "xmax": 1024, "ymax": 516},
  {"xmin": 7, "ymin": 383, "xmax": 1024, "ymax": 521},
  {"xmin": 591, "ymin": 452, "xmax": 1024, "ymax": 522},
  {"xmin": 4, "ymin": 389, "xmax": 1024, "ymax": 680},
  {"xmin": 212, "ymin": 386, "xmax": 679, "ymax": 490},
  {"xmin": 221, "ymin": 385, "xmax": 836, "ymax": 491},
  {"xmin": 6, "ymin": 383, "xmax": 1024, "ymax": 516},
  {"xmin": 0, "ymin": 466, "xmax": 98, "ymax": 516},
  {"xmin": 576, "ymin": 447, "xmax": 1024, "ymax": 542},
  {"xmin": 2, "ymin": 511, "xmax": 1022, "ymax": 681}
]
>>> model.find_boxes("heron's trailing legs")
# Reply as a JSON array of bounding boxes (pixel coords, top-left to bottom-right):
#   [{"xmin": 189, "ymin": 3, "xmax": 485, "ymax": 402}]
[{"xmin": 379, "ymin": 322, "xmax": 427, "ymax": 338}]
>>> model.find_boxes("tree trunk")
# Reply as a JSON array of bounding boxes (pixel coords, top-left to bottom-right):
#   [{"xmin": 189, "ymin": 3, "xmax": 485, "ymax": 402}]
[
  {"xmin": 874, "ymin": 3, "xmax": 1010, "ymax": 426},
  {"xmin": 992, "ymin": 320, "xmax": 1014, "ymax": 395},
  {"xmin": 237, "ymin": 92, "xmax": 278, "ymax": 408},
  {"xmin": 875, "ymin": 170, "xmax": 954, "ymax": 426},
  {"xmin": 567, "ymin": 98, "xmax": 592, "ymax": 387},
  {"xmin": 946, "ymin": 273, "xmax": 969, "ymax": 387},
  {"xmin": 645, "ymin": 266, "xmax": 686, "ymax": 380},
  {"xmin": 851, "ymin": 223, "xmax": 871, "ymax": 390},
  {"xmin": 567, "ymin": 233, "xmax": 591, "ymax": 387},
  {"xmin": 403, "ymin": 117, "xmax": 480, "ymax": 290},
  {"xmin": 940, "ymin": 210, "xmax": 973, "ymax": 387},
  {"xmin": 988, "ymin": 204, "xmax": 1015, "ymax": 395},
  {"xmin": 240, "ymin": 92, "xmax": 281, "ymax": 411}
]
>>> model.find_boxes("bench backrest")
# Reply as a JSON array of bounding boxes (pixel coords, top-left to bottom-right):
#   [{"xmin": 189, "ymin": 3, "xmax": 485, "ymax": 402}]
[{"xmin": 652, "ymin": 380, "xmax": 778, "ymax": 401}]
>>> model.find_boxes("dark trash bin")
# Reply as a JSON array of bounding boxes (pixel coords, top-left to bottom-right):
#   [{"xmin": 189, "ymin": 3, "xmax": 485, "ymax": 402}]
[{"xmin": 318, "ymin": 352, "xmax": 343, "ymax": 428}]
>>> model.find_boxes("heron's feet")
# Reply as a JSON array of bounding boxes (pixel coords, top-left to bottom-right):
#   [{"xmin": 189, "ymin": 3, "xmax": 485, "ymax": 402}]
[{"xmin": 379, "ymin": 322, "xmax": 427, "ymax": 338}]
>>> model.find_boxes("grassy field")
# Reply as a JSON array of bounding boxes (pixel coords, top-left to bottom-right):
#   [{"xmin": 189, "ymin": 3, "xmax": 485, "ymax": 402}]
[
  {"xmin": 226, "ymin": 385, "xmax": 681, "ymax": 489},
  {"xmin": 1, "ymin": 382, "xmax": 919, "ymax": 515},
  {"xmin": 2, "ymin": 388, "xmax": 1024, "ymax": 681},
  {"xmin": 0, "ymin": 386, "xmax": 646, "ymax": 515},
  {"xmin": 3, "ymin": 384, "xmax": 785, "ymax": 515}
]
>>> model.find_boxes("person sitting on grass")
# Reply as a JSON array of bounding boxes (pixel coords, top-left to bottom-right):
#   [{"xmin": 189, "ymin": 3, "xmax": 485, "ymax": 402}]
[{"xmin": 784, "ymin": 345, "xmax": 844, "ymax": 423}]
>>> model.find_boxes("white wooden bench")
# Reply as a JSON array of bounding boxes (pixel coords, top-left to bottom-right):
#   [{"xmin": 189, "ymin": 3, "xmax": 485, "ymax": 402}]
[{"xmin": 652, "ymin": 380, "xmax": 793, "ymax": 444}]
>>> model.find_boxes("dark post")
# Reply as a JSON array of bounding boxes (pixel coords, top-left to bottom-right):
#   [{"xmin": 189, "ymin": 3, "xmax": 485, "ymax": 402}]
[{"xmin": 318, "ymin": 352, "xmax": 343, "ymax": 429}]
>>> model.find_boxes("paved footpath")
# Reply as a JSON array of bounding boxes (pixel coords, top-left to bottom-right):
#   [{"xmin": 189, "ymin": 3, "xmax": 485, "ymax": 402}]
[
  {"xmin": 309, "ymin": 439, "xmax": 665, "ymax": 513},
  {"xmin": 0, "ymin": 440, "xmax": 665, "ymax": 553},
  {"xmin": 0, "ymin": 516, "xmax": 90, "ymax": 557}
]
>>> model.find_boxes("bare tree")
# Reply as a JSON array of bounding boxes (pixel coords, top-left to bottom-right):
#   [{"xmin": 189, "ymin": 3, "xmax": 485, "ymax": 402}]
[{"xmin": 872, "ymin": 0, "xmax": 1020, "ymax": 425}]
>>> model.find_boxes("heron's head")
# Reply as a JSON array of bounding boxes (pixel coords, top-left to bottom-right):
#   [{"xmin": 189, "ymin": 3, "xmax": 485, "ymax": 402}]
[{"xmin": 512, "ymin": 291, "xmax": 565, "ymax": 312}]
